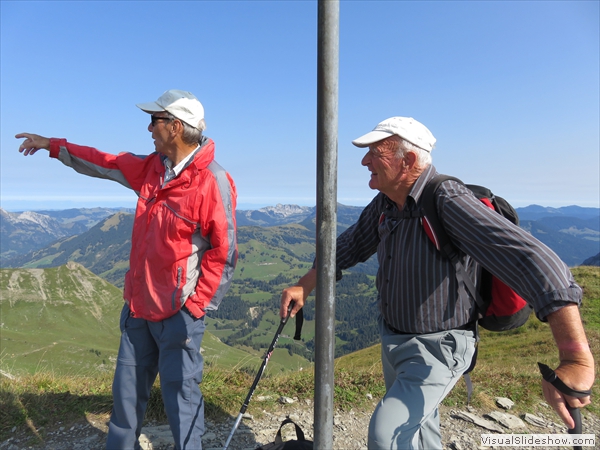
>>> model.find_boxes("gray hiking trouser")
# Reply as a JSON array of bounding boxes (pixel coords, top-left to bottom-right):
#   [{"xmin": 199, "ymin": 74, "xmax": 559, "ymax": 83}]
[
  {"xmin": 368, "ymin": 316, "xmax": 476, "ymax": 450},
  {"xmin": 106, "ymin": 304, "xmax": 205, "ymax": 450}
]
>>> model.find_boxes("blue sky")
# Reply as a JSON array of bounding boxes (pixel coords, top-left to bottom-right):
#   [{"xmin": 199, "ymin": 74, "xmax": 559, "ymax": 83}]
[{"xmin": 1, "ymin": 1, "xmax": 598, "ymax": 212}]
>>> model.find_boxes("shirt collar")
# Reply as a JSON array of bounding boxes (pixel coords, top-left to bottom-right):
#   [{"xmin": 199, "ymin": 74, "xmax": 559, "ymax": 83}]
[
  {"xmin": 406, "ymin": 164, "xmax": 438, "ymax": 205},
  {"xmin": 164, "ymin": 144, "xmax": 200, "ymax": 179},
  {"xmin": 379, "ymin": 164, "xmax": 438, "ymax": 214}
]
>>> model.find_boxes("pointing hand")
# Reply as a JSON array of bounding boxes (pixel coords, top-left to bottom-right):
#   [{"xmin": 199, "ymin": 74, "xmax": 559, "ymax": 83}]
[{"xmin": 15, "ymin": 133, "xmax": 51, "ymax": 156}]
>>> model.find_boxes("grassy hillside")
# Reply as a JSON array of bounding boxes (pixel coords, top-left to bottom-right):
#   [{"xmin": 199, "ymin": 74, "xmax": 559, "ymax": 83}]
[
  {"xmin": 0, "ymin": 263, "xmax": 123, "ymax": 376},
  {"xmin": 335, "ymin": 266, "xmax": 599, "ymax": 414},
  {"xmin": 1, "ymin": 267, "xmax": 597, "ymax": 443},
  {"xmin": 0, "ymin": 264, "xmax": 307, "ymax": 378}
]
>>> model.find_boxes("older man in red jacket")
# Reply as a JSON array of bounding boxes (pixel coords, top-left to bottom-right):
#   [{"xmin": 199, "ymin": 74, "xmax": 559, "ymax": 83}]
[{"xmin": 16, "ymin": 89, "xmax": 238, "ymax": 450}]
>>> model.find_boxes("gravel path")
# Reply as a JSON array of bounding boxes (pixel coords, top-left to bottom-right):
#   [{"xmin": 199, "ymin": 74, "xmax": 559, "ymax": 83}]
[{"xmin": 2, "ymin": 400, "xmax": 598, "ymax": 450}]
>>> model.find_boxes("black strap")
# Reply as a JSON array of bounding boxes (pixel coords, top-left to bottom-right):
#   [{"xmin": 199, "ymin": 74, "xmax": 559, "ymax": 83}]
[
  {"xmin": 462, "ymin": 326, "xmax": 480, "ymax": 405},
  {"xmin": 419, "ymin": 175, "xmax": 488, "ymax": 403},
  {"xmin": 274, "ymin": 418, "xmax": 307, "ymax": 444},
  {"xmin": 294, "ymin": 308, "xmax": 303, "ymax": 340},
  {"xmin": 537, "ymin": 363, "xmax": 591, "ymax": 398},
  {"xmin": 419, "ymin": 174, "xmax": 463, "ymax": 256},
  {"xmin": 538, "ymin": 362, "xmax": 591, "ymax": 441},
  {"xmin": 397, "ymin": 209, "xmax": 422, "ymax": 219},
  {"xmin": 419, "ymin": 174, "xmax": 487, "ymax": 314},
  {"xmin": 463, "ymin": 373, "xmax": 473, "ymax": 405},
  {"xmin": 447, "ymin": 249, "xmax": 486, "ymax": 314}
]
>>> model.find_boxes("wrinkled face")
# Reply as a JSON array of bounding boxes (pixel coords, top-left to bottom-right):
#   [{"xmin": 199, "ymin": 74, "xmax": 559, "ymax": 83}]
[
  {"xmin": 148, "ymin": 113, "xmax": 173, "ymax": 153},
  {"xmin": 361, "ymin": 136, "xmax": 404, "ymax": 195}
]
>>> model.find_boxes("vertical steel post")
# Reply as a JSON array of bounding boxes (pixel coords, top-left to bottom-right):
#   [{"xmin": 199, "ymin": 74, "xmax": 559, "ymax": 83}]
[{"xmin": 315, "ymin": 1, "xmax": 339, "ymax": 449}]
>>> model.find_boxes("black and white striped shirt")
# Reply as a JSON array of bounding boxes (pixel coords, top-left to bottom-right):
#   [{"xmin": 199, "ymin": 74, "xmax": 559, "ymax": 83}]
[{"xmin": 336, "ymin": 164, "xmax": 581, "ymax": 334}]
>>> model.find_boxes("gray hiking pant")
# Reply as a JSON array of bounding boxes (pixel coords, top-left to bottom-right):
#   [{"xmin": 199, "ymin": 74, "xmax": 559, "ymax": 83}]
[
  {"xmin": 106, "ymin": 304, "xmax": 205, "ymax": 450},
  {"xmin": 368, "ymin": 316, "xmax": 476, "ymax": 450}
]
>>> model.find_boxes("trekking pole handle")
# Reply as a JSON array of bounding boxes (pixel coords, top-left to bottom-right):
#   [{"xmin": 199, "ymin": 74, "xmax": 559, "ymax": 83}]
[
  {"xmin": 537, "ymin": 363, "xmax": 591, "ymax": 436},
  {"xmin": 282, "ymin": 301, "xmax": 293, "ymax": 324}
]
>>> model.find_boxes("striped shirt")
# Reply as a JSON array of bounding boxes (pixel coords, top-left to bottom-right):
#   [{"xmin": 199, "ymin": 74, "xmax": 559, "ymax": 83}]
[{"xmin": 336, "ymin": 164, "xmax": 581, "ymax": 333}]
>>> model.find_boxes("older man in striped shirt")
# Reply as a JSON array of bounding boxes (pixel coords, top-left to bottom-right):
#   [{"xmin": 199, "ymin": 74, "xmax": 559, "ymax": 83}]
[{"xmin": 280, "ymin": 117, "xmax": 594, "ymax": 450}]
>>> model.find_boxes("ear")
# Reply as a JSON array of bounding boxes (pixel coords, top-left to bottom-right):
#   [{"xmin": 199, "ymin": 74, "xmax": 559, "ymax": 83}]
[
  {"xmin": 170, "ymin": 119, "xmax": 182, "ymax": 136},
  {"xmin": 403, "ymin": 151, "xmax": 417, "ymax": 170}
]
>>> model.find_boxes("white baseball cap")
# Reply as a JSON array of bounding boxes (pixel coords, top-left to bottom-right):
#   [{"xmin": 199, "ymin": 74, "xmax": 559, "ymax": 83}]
[
  {"xmin": 352, "ymin": 116, "xmax": 436, "ymax": 152},
  {"xmin": 137, "ymin": 89, "xmax": 205, "ymax": 130}
]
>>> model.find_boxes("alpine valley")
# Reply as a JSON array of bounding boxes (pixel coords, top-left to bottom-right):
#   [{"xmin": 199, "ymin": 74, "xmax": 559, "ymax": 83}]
[{"xmin": 1, "ymin": 203, "xmax": 598, "ymax": 376}]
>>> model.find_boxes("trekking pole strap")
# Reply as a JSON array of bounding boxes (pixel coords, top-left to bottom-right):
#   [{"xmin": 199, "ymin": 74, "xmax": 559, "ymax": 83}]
[
  {"xmin": 294, "ymin": 307, "xmax": 304, "ymax": 340},
  {"xmin": 537, "ymin": 362, "xmax": 591, "ymax": 440}
]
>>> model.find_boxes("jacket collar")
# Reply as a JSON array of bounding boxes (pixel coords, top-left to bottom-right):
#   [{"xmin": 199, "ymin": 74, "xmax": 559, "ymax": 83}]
[{"xmin": 158, "ymin": 136, "xmax": 215, "ymax": 174}]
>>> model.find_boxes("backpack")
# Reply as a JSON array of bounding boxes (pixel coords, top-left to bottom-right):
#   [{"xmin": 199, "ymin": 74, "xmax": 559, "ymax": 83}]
[
  {"xmin": 417, "ymin": 174, "xmax": 534, "ymax": 401},
  {"xmin": 255, "ymin": 418, "xmax": 313, "ymax": 450}
]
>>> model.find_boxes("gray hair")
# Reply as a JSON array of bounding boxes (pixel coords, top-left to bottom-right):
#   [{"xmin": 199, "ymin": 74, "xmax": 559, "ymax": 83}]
[
  {"xmin": 395, "ymin": 137, "xmax": 432, "ymax": 168},
  {"xmin": 164, "ymin": 112, "xmax": 204, "ymax": 145}
]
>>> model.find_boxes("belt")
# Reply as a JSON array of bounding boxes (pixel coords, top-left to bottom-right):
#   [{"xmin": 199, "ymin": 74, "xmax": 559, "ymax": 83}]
[{"xmin": 385, "ymin": 320, "xmax": 476, "ymax": 335}]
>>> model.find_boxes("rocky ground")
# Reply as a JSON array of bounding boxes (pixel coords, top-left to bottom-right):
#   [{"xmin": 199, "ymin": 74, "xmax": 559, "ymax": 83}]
[{"xmin": 1, "ymin": 397, "xmax": 598, "ymax": 450}]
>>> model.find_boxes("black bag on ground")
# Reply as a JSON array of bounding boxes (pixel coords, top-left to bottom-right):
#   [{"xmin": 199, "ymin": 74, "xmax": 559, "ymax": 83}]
[{"xmin": 255, "ymin": 418, "xmax": 313, "ymax": 450}]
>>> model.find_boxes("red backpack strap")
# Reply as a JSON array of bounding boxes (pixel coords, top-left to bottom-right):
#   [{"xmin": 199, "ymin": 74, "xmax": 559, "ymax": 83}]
[
  {"xmin": 421, "ymin": 215, "xmax": 441, "ymax": 251},
  {"xmin": 480, "ymin": 197, "xmax": 494, "ymax": 210},
  {"xmin": 419, "ymin": 174, "xmax": 487, "ymax": 314},
  {"xmin": 419, "ymin": 174, "xmax": 463, "ymax": 259}
]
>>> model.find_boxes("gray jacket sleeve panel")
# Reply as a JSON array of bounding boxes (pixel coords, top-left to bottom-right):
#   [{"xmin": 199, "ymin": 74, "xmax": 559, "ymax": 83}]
[{"xmin": 57, "ymin": 146, "xmax": 135, "ymax": 190}]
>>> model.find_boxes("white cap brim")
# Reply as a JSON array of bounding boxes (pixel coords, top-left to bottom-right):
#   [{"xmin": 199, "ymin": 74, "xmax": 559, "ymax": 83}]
[
  {"xmin": 352, "ymin": 130, "xmax": 394, "ymax": 148},
  {"xmin": 136, "ymin": 101, "xmax": 166, "ymax": 113}
]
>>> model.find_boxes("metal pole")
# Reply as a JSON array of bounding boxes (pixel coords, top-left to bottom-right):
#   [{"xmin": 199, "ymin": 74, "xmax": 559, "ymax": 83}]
[{"xmin": 315, "ymin": 1, "xmax": 339, "ymax": 449}]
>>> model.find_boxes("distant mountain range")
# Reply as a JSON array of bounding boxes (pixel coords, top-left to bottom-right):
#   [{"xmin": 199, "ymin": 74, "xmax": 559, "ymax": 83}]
[
  {"xmin": 0, "ymin": 207, "xmax": 134, "ymax": 262},
  {"xmin": 514, "ymin": 204, "xmax": 599, "ymax": 221},
  {"xmin": 236, "ymin": 203, "xmax": 600, "ymax": 226},
  {"xmin": 1, "ymin": 203, "xmax": 599, "ymax": 272}
]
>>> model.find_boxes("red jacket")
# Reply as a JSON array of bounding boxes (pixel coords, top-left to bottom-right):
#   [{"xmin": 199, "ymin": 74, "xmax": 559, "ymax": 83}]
[{"xmin": 49, "ymin": 137, "xmax": 237, "ymax": 321}]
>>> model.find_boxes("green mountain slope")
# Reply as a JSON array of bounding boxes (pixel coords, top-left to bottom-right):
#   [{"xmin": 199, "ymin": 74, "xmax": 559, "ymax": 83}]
[
  {"xmin": 3, "ymin": 208, "xmax": 597, "ymax": 367},
  {"xmin": 0, "ymin": 263, "xmax": 123, "ymax": 375},
  {"xmin": 1, "ymin": 268, "xmax": 597, "ymax": 443},
  {"xmin": 4, "ymin": 213, "xmax": 133, "ymax": 288},
  {"xmin": 0, "ymin": 264, "xmax": 306, "ymax": 377}
]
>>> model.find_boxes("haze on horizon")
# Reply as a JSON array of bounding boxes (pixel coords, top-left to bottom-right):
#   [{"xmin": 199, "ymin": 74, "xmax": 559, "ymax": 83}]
[{"xmin": 1, "ymin": 1, "xmax": 598, "ymax": 212}]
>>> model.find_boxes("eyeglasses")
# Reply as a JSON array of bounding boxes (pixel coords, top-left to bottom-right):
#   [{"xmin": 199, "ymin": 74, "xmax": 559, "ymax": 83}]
[{"xmin": 150, "ymin": 115, "xmax": 173, "ymax": 126}]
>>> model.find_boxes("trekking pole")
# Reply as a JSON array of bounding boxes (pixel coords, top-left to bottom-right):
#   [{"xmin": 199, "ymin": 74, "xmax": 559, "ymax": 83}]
[
  {"xmin": 222, "ymin": 302, "xmax": 294, "ymax": 450},
  {"xmin": 538, "ymin": 363, "xmax": 591, "ymax": 450}
]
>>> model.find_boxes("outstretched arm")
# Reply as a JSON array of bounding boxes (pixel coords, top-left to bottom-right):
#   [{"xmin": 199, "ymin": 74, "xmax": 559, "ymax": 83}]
[
  {"xmin": 16, "ymin": 133, "xmax": 50, "ymax": 156},
  {"xmin": 544, "ymin": 304, "xmax": 595, "ymax": 429}
]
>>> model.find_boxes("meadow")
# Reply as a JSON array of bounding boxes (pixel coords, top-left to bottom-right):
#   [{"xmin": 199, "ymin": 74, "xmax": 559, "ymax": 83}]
[{"xmin": 1, "ymin": 267, "xmax": 597, "ymax": 444}]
